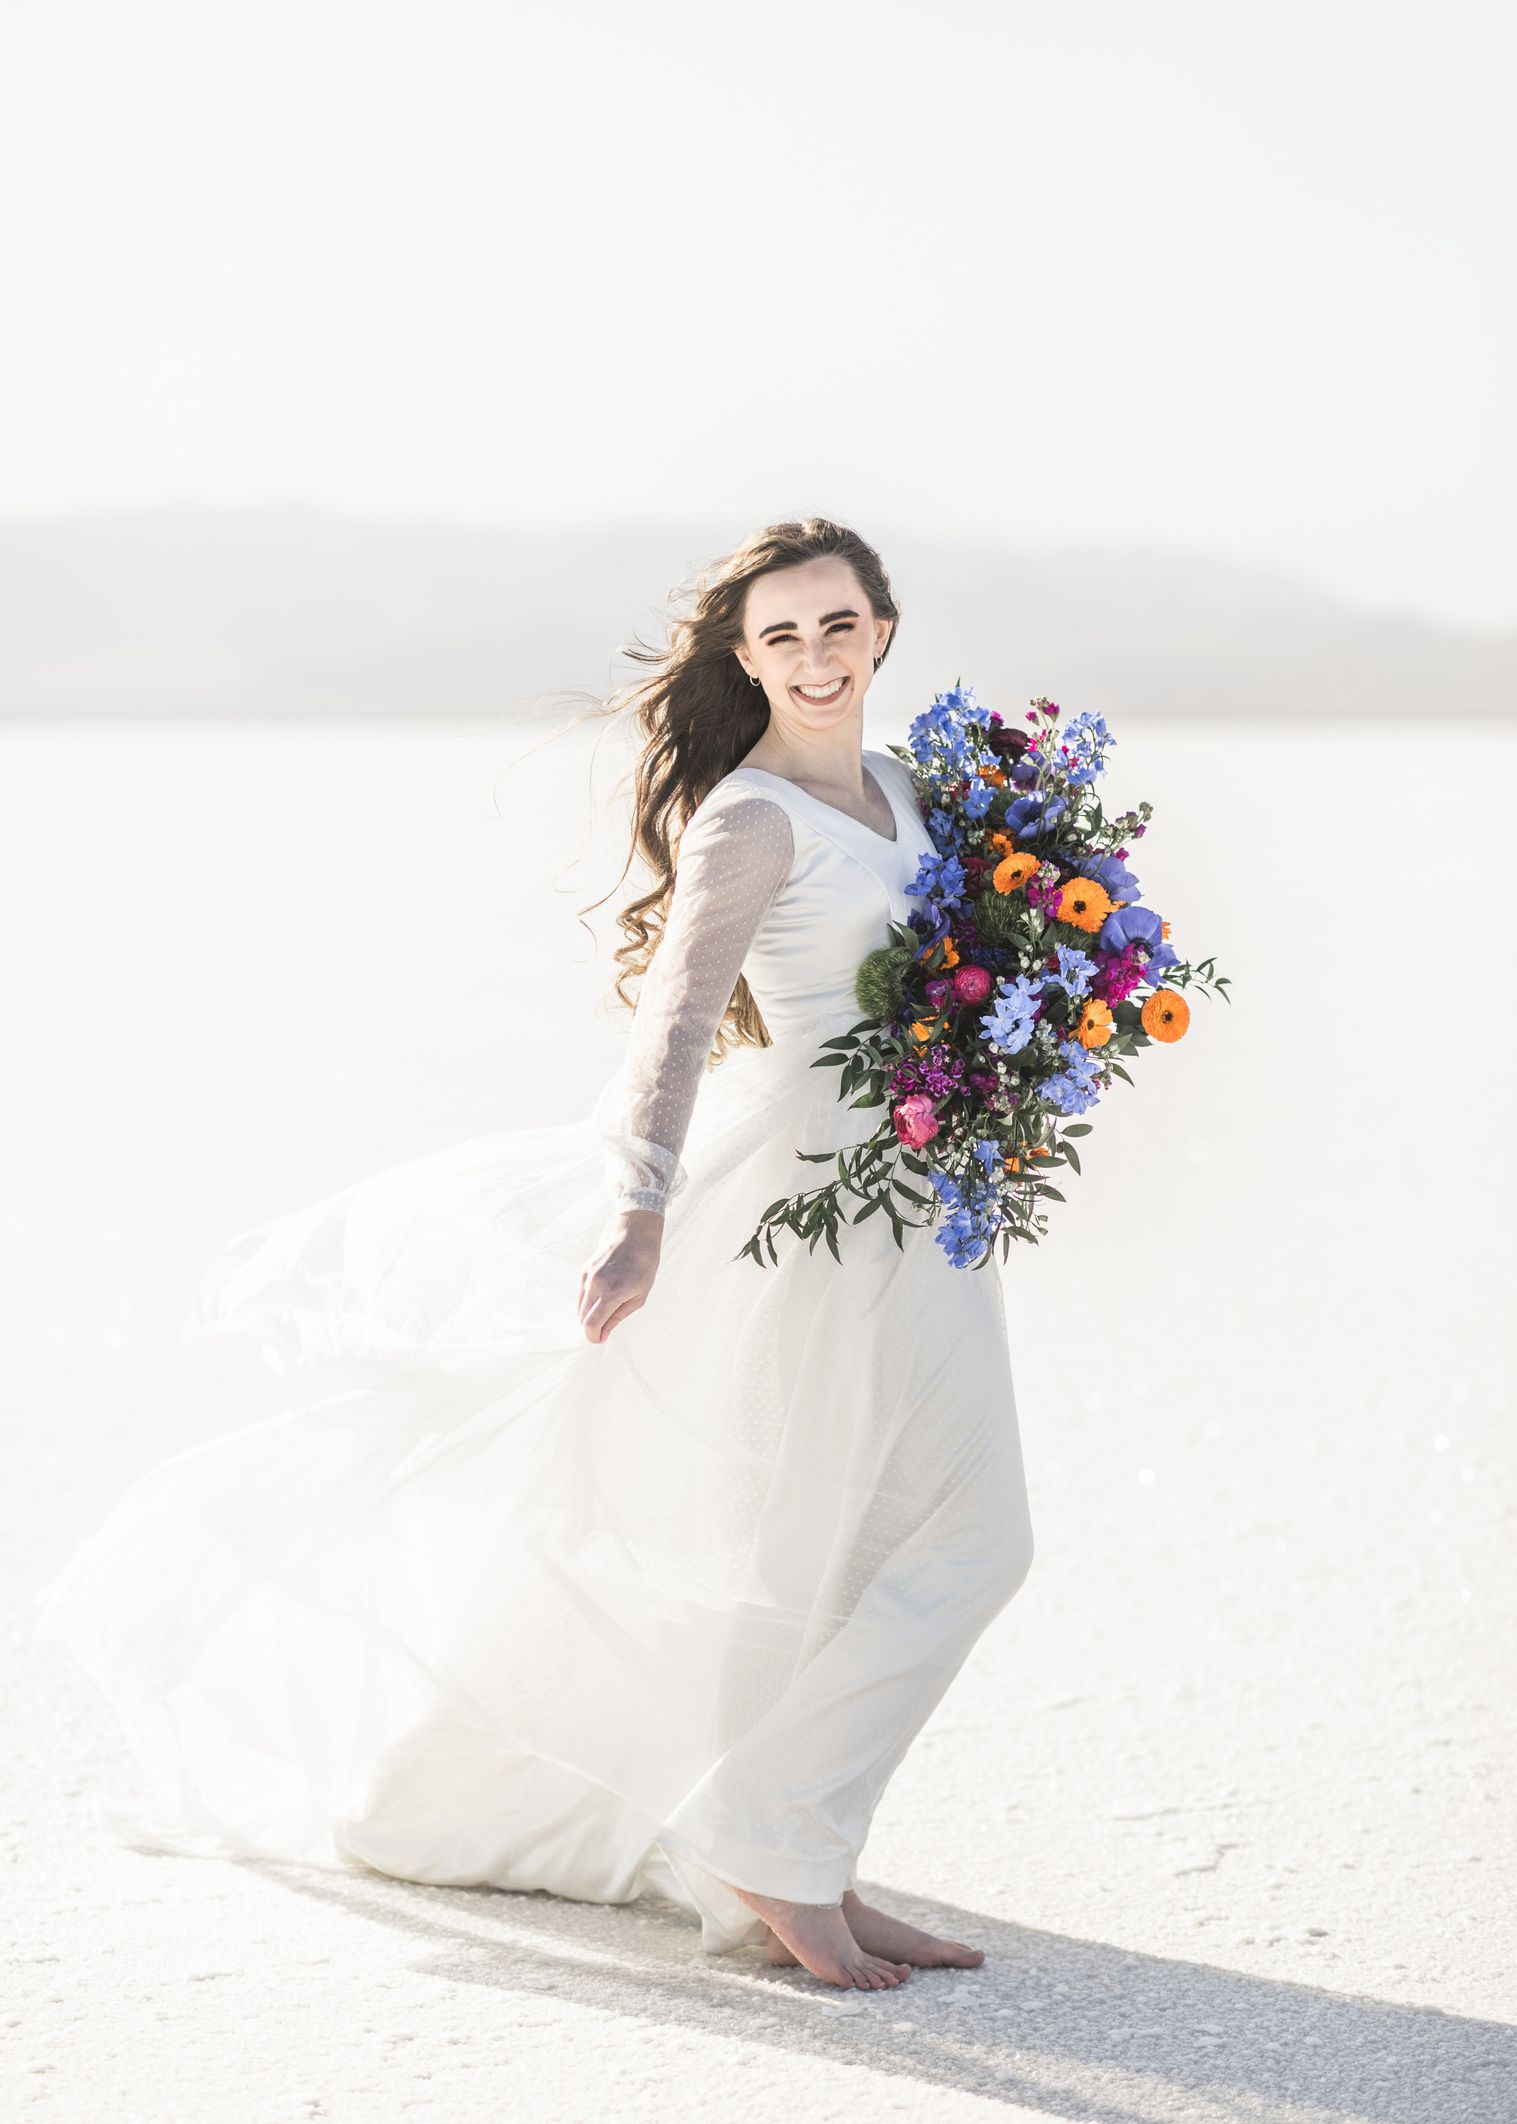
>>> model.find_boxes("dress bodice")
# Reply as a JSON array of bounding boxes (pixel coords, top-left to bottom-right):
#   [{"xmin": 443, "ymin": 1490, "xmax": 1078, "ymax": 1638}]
[
  {"xmin": 717, "ymin": 748, "xmax": 936, "ymax": 1043},
  {"xmin": 593, "ymin": 745, "xmax": 935, "ymax": 1215}
]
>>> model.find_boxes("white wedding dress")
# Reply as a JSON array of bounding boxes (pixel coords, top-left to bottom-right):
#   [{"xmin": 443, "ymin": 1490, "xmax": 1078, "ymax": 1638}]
[{"xmin": 33, "ymin": 744, "xmax": 1035, "ymax": 1955}]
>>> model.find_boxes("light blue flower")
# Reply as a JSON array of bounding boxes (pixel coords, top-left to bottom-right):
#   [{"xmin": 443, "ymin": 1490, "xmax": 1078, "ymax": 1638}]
[
  {"xmin": 935, "ymin": 1197, "xmax": 1001, "ymax": 1269},
  {"xmin": 980, "ymin": 973, "xmax": 1039, "ymax": 1055},
  {"xmin": 910, "ymin": 849, "xmax": 968, "ymax": 911},
  {"xmin": 972, "ymin": 1137, "xmax": 1002, "ymax": 1177},
  {"xmin": 907, "ymin": 684, "xmax": 996, "ymax": 776},
  {"xmin": 1060, "ymin": 710, "xmax": 1115, "ymax": 787},
  {"xmin": 929, "ymin": 1167, "xmax": 965, "ymax": 1210},
  {"xmin": 1044, "ymin": 944, "xmax": 1096, "ymax": 1000},
  {"xmin": 961, "ymin": 777, "xmax": 997, "ymax": 821},
  {"xmin": 1042, "ymin": 1042, "xmax": 1103, "ymax": 1115}
]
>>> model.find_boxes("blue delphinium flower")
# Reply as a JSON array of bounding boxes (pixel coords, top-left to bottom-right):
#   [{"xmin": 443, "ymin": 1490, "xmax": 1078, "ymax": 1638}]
[
  {"xmin": 929, "ymin": 1168, "xmax": 965, "ymax": 1210},
  {"xmin": 907, "ymin": 685, "xmax": 995, "ymax": 776},
  {"xmin": 971, "ymin": 1137, "xmax": 1002, "ymax": 1177},
  {"xmin": 1044, "ymin": 943, "xmax": 1096, "ymax": 1000},
  {"xmin": 1060, "ymin": 710, "xmax": 1115, "ymax": 787},
  {"xmin": 910, "ymin": 848, "xmax": 968, "ymax": 911},
  {"xmin": 1042, "ymin": 1042, "xmax": 1104, "ymax": 1115},
  {"xmin": 935, "ymin": 1196, "xmax": 1002, "ymax": 1268},
  {"xmin": 926, "ymin": 804, "xmax": 957, "ymax": 849},
  {"xmin": 980, "ymin": 973, "xmax": 1039, "ymax": 1055},
  {"xmin": 961, "ymin": 776, "xmax": 997, "ymax": 821}
]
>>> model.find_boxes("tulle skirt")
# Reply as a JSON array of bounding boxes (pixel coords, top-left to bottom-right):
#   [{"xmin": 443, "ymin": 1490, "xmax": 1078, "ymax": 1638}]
[{"xmin": 34, "ymin": 1020, "xmax": 1035, "ymax": 1954}]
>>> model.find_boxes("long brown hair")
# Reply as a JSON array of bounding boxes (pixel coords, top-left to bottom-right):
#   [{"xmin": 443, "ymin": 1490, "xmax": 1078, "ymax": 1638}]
[{"xmin": 579, "ymin": 516, "xmax": 901, "ymax": 1060}]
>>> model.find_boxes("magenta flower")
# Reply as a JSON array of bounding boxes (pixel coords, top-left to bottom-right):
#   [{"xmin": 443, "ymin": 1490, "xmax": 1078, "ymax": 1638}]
[
  {"xmin": 951, "ymin": 964, "xmax": 992, "ymax": 1006},
  {"xmin": 925, "ymin": 977, "xmax": 950, "ymax": 1010},
  {"xmin": 892, "ymin": 1093, "xmax": 941, "ymax": 1149}
]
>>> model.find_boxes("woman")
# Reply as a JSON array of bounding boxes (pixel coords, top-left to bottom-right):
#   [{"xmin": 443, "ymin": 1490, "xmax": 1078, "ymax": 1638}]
[{"xmin": 34, "ymin": 517, "xmax": 1035, "ymax": 1995}]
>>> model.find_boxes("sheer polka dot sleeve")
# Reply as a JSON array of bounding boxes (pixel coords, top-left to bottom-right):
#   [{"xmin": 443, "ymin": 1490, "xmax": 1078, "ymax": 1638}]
[{"xmin": 594, "ymin": 790, "xmax": 794, "ymax": 1217}]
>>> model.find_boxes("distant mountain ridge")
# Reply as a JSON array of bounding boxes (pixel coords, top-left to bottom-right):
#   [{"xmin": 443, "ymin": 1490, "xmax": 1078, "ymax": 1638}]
[{"xmin": 0, "ymin": 505, "xmax": 1510, "ymax": 719}]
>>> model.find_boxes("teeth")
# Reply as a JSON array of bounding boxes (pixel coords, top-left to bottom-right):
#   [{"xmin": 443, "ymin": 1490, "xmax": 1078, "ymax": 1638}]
[{"xmin": 796, "ymin": 678, "xmax": 847, "ymax": 699}]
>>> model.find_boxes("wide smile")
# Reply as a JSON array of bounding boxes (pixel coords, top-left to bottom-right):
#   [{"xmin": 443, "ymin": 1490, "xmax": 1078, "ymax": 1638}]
[{"xmin": 790, "ymin": 675, "xmax": 850, "ymax": 706}]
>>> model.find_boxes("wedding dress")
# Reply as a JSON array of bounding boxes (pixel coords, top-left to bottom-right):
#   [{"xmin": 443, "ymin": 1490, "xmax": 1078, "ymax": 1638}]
[{"xmin": 33, "ymin": 743, "xmax": 1035, "ymax": 1956}]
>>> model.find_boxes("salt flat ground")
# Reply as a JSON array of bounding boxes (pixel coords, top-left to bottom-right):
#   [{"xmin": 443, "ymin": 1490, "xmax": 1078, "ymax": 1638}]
[{"xmin": 3, "ymin": 715, "xmax": 1513, "ymax": 2124}]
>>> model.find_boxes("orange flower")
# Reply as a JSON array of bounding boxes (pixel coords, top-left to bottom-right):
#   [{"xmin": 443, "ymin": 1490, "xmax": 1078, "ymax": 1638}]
[
  {"xmin": 978, "ymin": 765, "xmax": 1007, "ymax": 786},
  {"xmin": 915, "ymin": 934, "xmax": 960, "ymax": 969},
  {"xmin": 992, "ymin": 851, "xmax": 1038, "ymax": 895},
  {"xmin": 1004, "ymin": 1146, "xmax": 1053, "ymax": 1174},
  {"xmin": 1161, "ymin": 919, "xmax": 1171, "ymax": 940},
  {"xmin": 1074, "ymin": 998, "xmax": 1114, "ymax": 1048},
  {"xmin": 909, "ymin": 1018, "xmax": 938, "ymax": 1044},
  {"xmin": 1140, "ymin": 988, "xmax": 1190, "ymax": 1042},
  {"xmin": 1053, "ymin": 877, "xmax": 1114, "ymax": 932},
  {"xmin": 988, "ymin": 831, "xmax": 1016, "ymax": 853}
]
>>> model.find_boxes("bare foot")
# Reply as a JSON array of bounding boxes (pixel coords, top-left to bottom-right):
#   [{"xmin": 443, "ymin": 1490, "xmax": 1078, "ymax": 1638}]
[
  {"xmin": 727, "ymin": 1884, "xmax": 912, "ymax": 1990},
  {"xmin": 766, "ymin": 1888, "xmax": 984, "ymax": 1970}
]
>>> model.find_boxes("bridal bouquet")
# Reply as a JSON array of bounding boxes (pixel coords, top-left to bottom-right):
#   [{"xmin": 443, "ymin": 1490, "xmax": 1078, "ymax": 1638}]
[{"xmin": 737, "ymin": 684, "xmax": 1230, "ymax": 1272}]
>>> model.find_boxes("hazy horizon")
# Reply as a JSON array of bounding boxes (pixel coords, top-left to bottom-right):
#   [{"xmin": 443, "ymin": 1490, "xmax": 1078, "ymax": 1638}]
[{"xmin": 2, "ymin": 502, "xmax": 1512, "ymax": 721}]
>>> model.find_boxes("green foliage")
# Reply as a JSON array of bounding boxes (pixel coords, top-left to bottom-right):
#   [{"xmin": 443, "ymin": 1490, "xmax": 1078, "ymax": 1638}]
[
  {"xmin": 970, "ymin": 885, "xmax": 1023, "ymax": 945},
  {"xmin": 1043, "ymin": 919, "xmax": 1101, "ymax": 958},
  {"xmin": 854, "ymin": 944, "xmax": 916, "ymax": 1019}
]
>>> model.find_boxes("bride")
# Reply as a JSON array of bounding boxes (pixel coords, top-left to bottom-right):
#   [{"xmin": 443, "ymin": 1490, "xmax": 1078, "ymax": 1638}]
[{"xmin": 34, "ymin": 515, "xmax": 1036, "ymax": 1994}]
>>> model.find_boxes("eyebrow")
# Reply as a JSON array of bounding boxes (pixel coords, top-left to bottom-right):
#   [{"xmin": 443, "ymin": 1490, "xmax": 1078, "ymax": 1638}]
[{"xmin": 757, "ymin": 607, "xmax": 860, "ymax": 640}]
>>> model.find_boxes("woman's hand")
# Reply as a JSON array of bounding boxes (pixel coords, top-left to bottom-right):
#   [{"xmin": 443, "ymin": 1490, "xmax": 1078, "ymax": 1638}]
[{"xmin": 578, "ymin": 1209, "xmax": 664, "ymax": 1343}]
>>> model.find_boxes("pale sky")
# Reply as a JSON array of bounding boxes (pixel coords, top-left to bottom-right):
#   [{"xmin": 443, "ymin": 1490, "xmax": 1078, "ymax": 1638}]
[{"xmin": 2, "ymin": 0, "xmax": 1513, "ymax": 631}]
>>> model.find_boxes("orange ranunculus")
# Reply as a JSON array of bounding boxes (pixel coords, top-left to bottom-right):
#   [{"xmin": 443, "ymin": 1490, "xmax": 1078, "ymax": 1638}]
[
  {"xmin": 940, "ymin": 936, "xmax": 959, "ymax": 967},
  {"xmin": 988, "ymin": 830, "xmax": 1016, "ymax": 853},
  {"xmin": 1075, "ymin": 998, "xmax": 1114, "ymax": 1048},
  {"xmin": 1141, "ymin": 988, "xmax": 1190, "ymax": 1042},
  {"xmin": 979, "ymin": 765, "xmax": 1007, "ymax": 786},
  {"xmin": 1053, "ymin": 876, "xmax": 1114, "ymax": 932},
  {"xmin": 992, "ymin": 851, "xmax": 1038, "ymax": 895}
]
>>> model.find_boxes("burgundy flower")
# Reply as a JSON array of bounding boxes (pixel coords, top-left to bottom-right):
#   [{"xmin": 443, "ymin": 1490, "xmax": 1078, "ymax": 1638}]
[{"xmin": 951, "ymin": 964, "xmax": 992, "ymax": 1006}]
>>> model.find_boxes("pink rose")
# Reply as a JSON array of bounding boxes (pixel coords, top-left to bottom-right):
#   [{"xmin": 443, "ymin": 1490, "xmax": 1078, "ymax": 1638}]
[
  {"xmin": 952, "ymin": 964, "xmax": 992, "ymax": 1005},
  {"xmin": 892, "ymin": 1093, "xmax": 940, "ymax": 1149}
]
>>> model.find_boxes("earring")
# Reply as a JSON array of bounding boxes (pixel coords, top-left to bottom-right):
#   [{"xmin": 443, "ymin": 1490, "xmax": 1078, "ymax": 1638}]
[
  {"xmin": 748, "ymin": 673, "xmax": 760, "ymax": 687},
  {"xmin": 873, "ymin": 656, "xmax": 882, "ymax": 668}
]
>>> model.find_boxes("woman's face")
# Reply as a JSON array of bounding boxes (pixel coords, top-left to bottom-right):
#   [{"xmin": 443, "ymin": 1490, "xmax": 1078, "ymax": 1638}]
[{"xmin": 735, "ymin": 557, "xmax": 892, "ymax": 731}]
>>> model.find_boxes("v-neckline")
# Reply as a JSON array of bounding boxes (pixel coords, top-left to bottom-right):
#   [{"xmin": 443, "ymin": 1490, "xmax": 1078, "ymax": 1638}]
[{"xmin": 730, "ymin": 754, "xmax": 901, "ymax": 848}]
